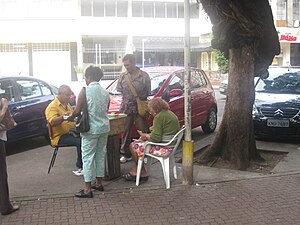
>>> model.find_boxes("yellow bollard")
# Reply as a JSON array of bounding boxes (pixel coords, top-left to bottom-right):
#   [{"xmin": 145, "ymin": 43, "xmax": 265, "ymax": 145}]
[{"xmin": 182, "ymin": 140, "xmax": 194, "ymax": 185}]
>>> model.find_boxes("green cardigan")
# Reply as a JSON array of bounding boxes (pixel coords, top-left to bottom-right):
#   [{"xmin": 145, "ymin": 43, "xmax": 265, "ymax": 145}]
[{"xmin": 149, "ymin": 110, "xmax": 180, "ymax": 143}]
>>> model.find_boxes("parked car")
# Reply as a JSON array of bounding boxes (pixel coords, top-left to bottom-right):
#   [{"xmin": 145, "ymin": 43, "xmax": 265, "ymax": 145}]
[
  {"xmin": 0, "ymin": 76, "xmax": 60, "ymax": 143},
  {"xmin": 107, "ymin": 66, "xmax": 218, "ymax": 136},
  {"xmin": 219, "ymin": 78, "xmax": 228, "ymax": 96},
  {"xmin": 253, "ymin": 68, "xmax": 300, "ymax": 139}
]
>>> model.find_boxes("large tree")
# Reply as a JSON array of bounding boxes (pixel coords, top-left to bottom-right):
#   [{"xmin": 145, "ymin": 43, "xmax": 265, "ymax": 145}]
[{"xmin": 198, "ymin": 0, "xmax": 280, "ymax": 169}]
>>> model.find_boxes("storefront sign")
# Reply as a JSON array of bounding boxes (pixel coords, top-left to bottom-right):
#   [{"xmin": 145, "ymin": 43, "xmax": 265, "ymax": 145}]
[{"xmin": 277, "ymin": 27, "xmax": 300, "ymax": 43}]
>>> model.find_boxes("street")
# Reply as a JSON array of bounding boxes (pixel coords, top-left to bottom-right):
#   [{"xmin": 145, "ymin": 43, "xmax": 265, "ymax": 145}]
[{"xmin": 2, "ymin": 89, "xmax": 300, "ymax": 224}]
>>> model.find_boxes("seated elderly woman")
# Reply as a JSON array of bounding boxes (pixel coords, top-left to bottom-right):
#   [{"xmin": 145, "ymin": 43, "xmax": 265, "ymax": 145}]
[{"xmin": 122, "ymin": 97, "xmax": 180, "ymax": 181}]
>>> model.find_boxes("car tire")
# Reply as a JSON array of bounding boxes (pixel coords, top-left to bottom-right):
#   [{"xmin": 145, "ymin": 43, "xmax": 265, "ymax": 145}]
[{"xmin": 202, "ymin": 107, "xmax": 217, "ymax": 134}]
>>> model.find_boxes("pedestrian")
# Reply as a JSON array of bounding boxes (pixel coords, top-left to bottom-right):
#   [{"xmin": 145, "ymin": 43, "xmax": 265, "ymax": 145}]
[
  {"xmin": 117, "ymin": 54, "xmax": 151, "ymax": 163},
  {"xmin": 72, "ymin": 65, "xmax": 110, "ymax": 198},
  {"xmin": 45, "ymin": 85, "xmax": 83, "ymax": 175},
  {"xmin": 122, "ymin": 97, "xmax": 180, "ymax": 181},
  {"xmin": 0, "ymin": 98, "xmax": 20, "ymax": 215}
]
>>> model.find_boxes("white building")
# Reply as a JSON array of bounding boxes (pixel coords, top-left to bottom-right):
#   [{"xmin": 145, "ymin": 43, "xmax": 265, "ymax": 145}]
[
  {"xmin": 270, "ymin": 0, "xmax": 300, "ymax": 67},
  {"xmin": 0, "ymin": 0, "xmax": 214, "ymax": 85}
]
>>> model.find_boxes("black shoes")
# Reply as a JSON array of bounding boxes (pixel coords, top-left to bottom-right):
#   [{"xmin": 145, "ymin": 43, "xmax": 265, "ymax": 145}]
[
  {"xmin": 91, "ymin": 183, "xmax": 104, "ymax": 191},
  {"xmin": 1, "ymin": 204, "xmax": 20, "ymax": 215},
  {"xmin": 74, "ymin": 190, "xmax": 93, "ymax": 198}
]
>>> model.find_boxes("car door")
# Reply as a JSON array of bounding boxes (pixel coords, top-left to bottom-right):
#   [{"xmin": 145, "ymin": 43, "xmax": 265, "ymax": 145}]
[
  {"xmin": 162, "ymin": 71, "xmax": 185, "ymax": 126},
  {"xmin": 7, "ymin": 78, "xmax": 55, "ymax": 142},
  {"xmin": 190, "ymin": 70, "xmax": 213, "ymax": 127}
]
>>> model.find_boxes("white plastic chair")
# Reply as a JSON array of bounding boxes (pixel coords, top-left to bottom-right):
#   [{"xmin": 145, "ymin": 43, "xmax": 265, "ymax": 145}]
[{"xmin": 136, "ymin": 126, "xmax": 186, "ymax": 189}]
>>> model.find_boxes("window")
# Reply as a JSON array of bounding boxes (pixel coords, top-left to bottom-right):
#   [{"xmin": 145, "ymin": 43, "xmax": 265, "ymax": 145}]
[
  {"xmin": 39, "ymin": 82, "xmax": 52, "ymax": 96},
  {"xmin": 117, "ymin": 0, "xmax": 127, "ymax": 17},
  {"xmin": 178, "ymin": 3, "xmax": 184, "ymax": 18},
  {"xmin": 133, "ymin": 1, "xmax": 142, "ymax": 17},
  {"xmin": 191, "ymin": 71, "xmax": 206, "ymax": 89},
  {"xmin": 105, "ymin": 0, "xmax": 116, "ymax": 17},
  {"xmin": 166, "ymin": 2, "xmax": 177, "ymax": 18},
  {"xmin": 16, "ymin": 80, "xmax": 42, "ymax": 100},
  {"xmin": 168, "ymin": 73, "xmax": 184, "ymax": 91},
  {"xmin": 144, "ymin": 2, "xmax": 154, "ymax": 17},
  {"xmin": 93, "ymin": 0, "xmax": 104, "ymax": 17},
  {"xmin": 155, "ymin": 2, "xmax": 165, "ymax": 18},
  {"xmin": 81, "ymin": 0, "xmax": 92, "ymax": 16}
]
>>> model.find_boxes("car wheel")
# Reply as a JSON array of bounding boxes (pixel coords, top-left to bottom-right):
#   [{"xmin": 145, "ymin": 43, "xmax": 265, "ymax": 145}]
[{"xmin": 202, "ymin": 107, "xmax": 217, "ymax": 134}]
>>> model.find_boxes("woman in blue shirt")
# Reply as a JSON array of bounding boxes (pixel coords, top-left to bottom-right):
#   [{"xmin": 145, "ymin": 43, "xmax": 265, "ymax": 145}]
[{"xmin": 72, "ymin": 66, "xmax": 110, "ymax": 198}]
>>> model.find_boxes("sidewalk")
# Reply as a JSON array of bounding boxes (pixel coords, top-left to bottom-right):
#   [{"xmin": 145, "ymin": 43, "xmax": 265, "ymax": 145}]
[{"xmin": 1, "ymin": 134, "xmax": 300, "ymax": 224}]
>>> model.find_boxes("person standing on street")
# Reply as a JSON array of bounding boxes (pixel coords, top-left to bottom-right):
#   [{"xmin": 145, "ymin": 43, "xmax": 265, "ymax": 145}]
[
  {"xmin": 72, "ymin": 65, "xmax": 110, "ymax": 198},
  {"xmin": 0, "ymin": 98, "xmax": 20, "ymax": 216},
  {"xmin": 117, "ymin": 54, "xmax": 151, "ymax": 163}
]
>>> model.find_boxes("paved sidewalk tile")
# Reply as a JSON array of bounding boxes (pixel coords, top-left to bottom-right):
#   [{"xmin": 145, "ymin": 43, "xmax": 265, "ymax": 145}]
[{"xmin": 1, "ymin": 173, "xmax": 300, "ymax": 225}]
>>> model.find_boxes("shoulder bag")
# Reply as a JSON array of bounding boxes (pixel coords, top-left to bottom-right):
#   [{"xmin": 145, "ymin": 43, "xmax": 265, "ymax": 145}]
[
  {"xmin": 124, "ymin": 74, "xmax": 149, "ymax": 117},
  {"xmin": 76, "ymin": 87, "xmax": 90, "ymax": 133},
  {"xmin": 0, "ymin": 109, "xmax": 17, "ymax": 132}
]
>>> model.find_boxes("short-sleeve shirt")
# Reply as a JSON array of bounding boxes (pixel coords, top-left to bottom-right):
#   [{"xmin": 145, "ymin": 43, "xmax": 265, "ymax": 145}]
[
  {"xmin": 116, "ymin": 68, "xmax": 151, "ymax": 115},
  {"xmin": 45, "ymin": 98, "xmax": 75, "ymax": 146},
  {"xmin": 84, "ymin": 82, "xmax": 110, "ymax": 135}
]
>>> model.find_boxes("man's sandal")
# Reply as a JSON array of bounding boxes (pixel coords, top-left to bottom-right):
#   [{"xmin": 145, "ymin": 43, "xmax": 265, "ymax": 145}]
[{"xmin": 122, "ymin": 173, "xmax": 148, "ymax": 182}]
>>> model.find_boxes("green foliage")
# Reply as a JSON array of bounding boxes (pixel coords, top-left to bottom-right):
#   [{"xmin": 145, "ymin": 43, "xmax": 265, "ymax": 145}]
[
  {"xmin": 74, "ymin": 65, "xmax": 83, "ymax": 73},
  {"xmin": 215, "ymin": 50, "xmax": 229, "ymax": 74}
]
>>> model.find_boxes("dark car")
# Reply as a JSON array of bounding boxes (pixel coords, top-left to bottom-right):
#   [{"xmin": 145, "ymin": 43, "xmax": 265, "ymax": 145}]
[
  {"xmin": 253, "ymin": 68, "xmax": 300, "ymax": 139},
  {"xmin": 107, "ymin": 66, "xmax": 218, "ymax": 135},
  {"xmin": 0, "ymin": 76, "xmax": 58, "ymax": 143}
]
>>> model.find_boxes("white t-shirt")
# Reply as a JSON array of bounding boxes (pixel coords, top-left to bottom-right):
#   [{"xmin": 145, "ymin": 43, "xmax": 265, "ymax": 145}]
[{"xmin": 0, "ymin": 131, "xmax": 7, "ymax": 141}]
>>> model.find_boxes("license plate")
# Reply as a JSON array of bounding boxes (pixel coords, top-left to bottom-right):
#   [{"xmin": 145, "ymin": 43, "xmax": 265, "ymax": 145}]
[{"xmin": 267, "ymin": 119, "xmax": 289, "ymax": 127}]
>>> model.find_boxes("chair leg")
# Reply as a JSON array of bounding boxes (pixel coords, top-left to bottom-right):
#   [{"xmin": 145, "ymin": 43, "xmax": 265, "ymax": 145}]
[
  {"xmin": 162, "ymin": 158, "xmax": 170, "ymax": 189},
  {"xmin": 170, "ymin": 155, "xmax": 177, "ymax": 179},
  {"xmin": 146, "ymin": 157, "xmax": 152, "ymax": 175},
  {"xmin": 48, "ymin": 147, "xmax": 59, "ymax": 174},
  {"xmin": 136, "ymin": 158, "xmax": 143, "ymax": 186}
]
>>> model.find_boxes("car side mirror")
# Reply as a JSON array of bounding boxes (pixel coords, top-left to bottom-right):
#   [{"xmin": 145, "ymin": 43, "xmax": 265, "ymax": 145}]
[{"xmin": 168, "ymin": 89, "xmax": 183, "ymax": 97}]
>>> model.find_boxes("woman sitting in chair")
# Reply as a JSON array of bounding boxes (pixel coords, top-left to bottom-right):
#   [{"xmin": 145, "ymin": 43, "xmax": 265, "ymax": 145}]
[{"xmin": 122, "ymin": 97, "xmax": 180, "ymax": 181}]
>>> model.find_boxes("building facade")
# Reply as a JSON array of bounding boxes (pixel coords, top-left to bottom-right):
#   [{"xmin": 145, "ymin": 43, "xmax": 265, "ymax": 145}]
[
  {"xmin": 270, "ymin": 0, "xmax": 300, "ymax": 67},
  {"xmin": 0, "ymin": 0, "xmax": 213, "ymax": 84}
]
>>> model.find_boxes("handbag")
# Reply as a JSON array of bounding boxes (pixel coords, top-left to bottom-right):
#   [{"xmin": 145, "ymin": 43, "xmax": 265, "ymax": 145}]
[
  {"xmin": 76, "ymin": 87, "xmax": 90, "ymax": 133},
  {"xmin": 124, "ymin": 74, "xmax": 149, "ymax": 117},
  {"xmin": 0, "ymin": 109, "xmax": 17, "ymax": 132}
]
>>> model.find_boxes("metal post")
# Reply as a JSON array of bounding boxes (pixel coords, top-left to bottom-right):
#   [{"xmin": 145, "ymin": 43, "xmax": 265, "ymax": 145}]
[
  {"xmin": 142, "ymin": 39, "xmax": 145, "ymax": 68},
  {"xmin": 182, "ymin": 0, "xmax": 194, "ymax": 185}
]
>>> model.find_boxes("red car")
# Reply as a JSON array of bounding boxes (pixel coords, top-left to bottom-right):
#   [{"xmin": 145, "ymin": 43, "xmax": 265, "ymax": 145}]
[{"xmin": 107, "ymin": 66, "xmax": 218, "ymax": 136}]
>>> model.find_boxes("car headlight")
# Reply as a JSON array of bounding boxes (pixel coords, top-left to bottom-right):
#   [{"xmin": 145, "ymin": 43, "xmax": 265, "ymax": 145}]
[{"xmin": 252, "ymin": 105, "xmax": 260, "ymax": 117}]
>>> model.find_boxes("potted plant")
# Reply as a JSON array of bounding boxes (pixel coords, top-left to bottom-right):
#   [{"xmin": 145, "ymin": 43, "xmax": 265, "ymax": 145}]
[{"xmin": 74, "ymin": 65, "xmax": 84, "ymax": 81}]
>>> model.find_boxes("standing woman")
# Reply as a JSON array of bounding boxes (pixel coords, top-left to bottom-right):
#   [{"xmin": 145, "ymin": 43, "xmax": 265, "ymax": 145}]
[
  {"xmin": 73, "ymin": 66, "xmax": 110, "ymax": 198},
  {"xmin": 0, "ymin": 98, "xmax": 20, "ymax": 215}
]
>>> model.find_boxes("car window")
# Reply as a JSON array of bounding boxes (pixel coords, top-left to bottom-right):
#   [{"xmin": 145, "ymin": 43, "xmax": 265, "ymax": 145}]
[
  {"xmin": 168, "ymin": 72, "xmax": 184, "ymax": 91},
  {"xmin": 0, "ymin": 80, "xmax": 15, "ymax": 102},
  {"xmin": 16, "ymin": 80, "xmax": 42, "ymax": 100},
  {"xmin": 191, "ymin": 70, "xmax": 207, "ymax": 89},
  {"xmin": 150, "ymin": 74, "xmax": 168, "ymax": 96},
  {"xmin": 39, "ymin": 82, "xmax": 52, "ymax": 96},
  {"xmin": 256, "ymin": 71, "xmax": 300, "ymax": 94}
]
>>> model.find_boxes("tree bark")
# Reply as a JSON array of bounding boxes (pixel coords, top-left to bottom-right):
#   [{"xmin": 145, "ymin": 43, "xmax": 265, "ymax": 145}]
[{"xmin": 201, "ymin": 45, "xmax": 262, "ymax": 170}]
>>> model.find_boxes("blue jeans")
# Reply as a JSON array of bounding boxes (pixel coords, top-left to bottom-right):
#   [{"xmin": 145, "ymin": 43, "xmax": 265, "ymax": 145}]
[{"xmin": 58, "ymin": 134, "xmax": 82, "ymax": 169}]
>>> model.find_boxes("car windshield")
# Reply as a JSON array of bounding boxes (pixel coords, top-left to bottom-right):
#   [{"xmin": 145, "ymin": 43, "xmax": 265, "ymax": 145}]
[
  {"xmin": 106, "ymin": 73, "xmax": 169, "ymax": 96},
  {"xmin": 256, "ymin": 70, "xmax": 300, "ymax": 94}
]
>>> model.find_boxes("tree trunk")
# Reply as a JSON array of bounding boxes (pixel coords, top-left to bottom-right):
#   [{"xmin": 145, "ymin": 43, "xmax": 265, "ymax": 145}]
[{"xmin": 201, "ymin": 45, "xmax": 262, "ymax": 170}]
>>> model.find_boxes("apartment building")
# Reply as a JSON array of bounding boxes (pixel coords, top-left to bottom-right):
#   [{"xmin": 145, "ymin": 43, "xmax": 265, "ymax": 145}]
[
  {"xmin": 0, "ymin": 0, "xmax": 213, "ymax": 84},
  {"xmin": 270, "ymin": 0, "xmax": 300, "ymax": 67}
]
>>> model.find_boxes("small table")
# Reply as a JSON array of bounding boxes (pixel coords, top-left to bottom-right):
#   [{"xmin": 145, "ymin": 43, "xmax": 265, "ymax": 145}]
[{"xmin": 105, "ymin": 114, "xmax": 126, "ymax": 180}]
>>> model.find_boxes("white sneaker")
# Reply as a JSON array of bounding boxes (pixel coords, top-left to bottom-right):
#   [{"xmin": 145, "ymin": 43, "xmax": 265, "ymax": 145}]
[
  {"xmin": 72, "ymin": 168, "xmax": 83, "ymax": 176},
  {"xmin": 120, "ymin": 155, "xmax": 132, "ymax": 163}
]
